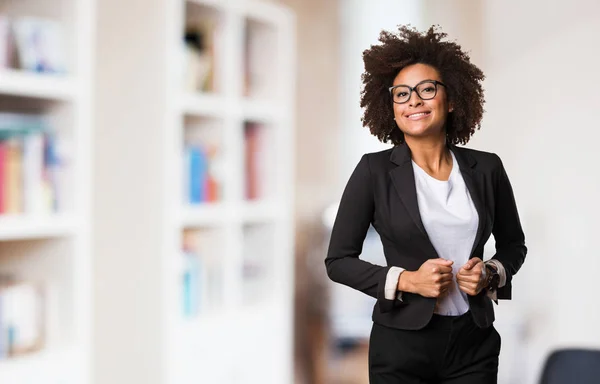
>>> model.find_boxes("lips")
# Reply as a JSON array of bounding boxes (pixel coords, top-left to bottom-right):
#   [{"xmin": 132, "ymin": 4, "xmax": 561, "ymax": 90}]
[{"xmin": 406, "ymin": 111, "xmax": 431, "ymax": 120}]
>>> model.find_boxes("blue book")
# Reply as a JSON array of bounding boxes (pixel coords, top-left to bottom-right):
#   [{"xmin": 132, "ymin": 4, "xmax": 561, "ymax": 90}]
[
  {"xmin": 188, "ymin": 146, "xmax": 208, "ymax": 204},
  {"xmin": 182, "ymin": 250, "xmax": 201, "ymax": 317}
]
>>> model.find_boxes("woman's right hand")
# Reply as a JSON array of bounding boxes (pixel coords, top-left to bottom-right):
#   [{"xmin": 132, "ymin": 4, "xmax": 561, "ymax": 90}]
[{"xmin": 398, "ymin": 258, "xmax": 454, "ymax": 298}]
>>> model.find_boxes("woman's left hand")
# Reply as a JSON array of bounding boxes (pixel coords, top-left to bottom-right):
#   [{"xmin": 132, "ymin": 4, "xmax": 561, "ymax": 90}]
[{"xmin": 456, "ymin": 257, "xmax": 486, "ymax": 296}]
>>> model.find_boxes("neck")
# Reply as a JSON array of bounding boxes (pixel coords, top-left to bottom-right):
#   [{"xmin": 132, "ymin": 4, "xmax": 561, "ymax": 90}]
[{"xmin": 404, "ymin": 135, "xmax": 451, "ymax": 173}]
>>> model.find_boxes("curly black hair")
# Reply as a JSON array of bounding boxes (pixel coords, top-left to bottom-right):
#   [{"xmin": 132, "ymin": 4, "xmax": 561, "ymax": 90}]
[{"xmin": 360, "ymin": 25, "xmax": 485, "ymax": 146}]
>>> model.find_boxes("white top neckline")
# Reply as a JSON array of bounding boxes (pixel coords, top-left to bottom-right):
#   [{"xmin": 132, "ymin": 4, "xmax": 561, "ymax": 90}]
[{"xmin": 411, "ymin": 150, "xmax": 458, "ymax": 183}]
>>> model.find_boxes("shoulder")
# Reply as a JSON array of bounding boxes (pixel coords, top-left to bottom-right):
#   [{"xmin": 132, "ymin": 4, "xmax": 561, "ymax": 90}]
[
  {"xmin": 352, "ymin": 147, "xmax": 395, "ymax": 177},
  {"xmin": 361, "ymin": 147, "xmax": 395, "ymax": 167},
  {"xmin": 452, "ymin": 145, "xmax": 503, "ymax": 172}
]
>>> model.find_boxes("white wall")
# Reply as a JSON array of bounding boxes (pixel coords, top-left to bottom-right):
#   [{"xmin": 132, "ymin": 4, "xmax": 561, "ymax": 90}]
[
  {"xmin": 338, "ymin": 0, "xmax": 424, "ymax": 184},
  {"xmin": 476, "ymin": 1, "xmax": 600, "ymax": 382}
]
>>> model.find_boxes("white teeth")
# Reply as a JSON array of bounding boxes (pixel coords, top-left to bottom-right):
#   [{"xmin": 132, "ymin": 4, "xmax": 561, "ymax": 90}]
[{"xmin": 409, "ymin": 112, "xmax": 427, "ymax": 118}]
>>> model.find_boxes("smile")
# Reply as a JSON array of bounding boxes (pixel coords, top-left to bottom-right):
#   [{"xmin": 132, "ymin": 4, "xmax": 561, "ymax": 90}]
[{"xmin": 406, "ymin": 112, "xmax": 431, "ymax": 120}]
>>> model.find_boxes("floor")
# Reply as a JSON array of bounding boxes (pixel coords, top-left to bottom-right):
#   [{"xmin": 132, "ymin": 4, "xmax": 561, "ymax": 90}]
[{"xmin": 326, "ymin": 340, "xmax": 370, "ymax": 384}]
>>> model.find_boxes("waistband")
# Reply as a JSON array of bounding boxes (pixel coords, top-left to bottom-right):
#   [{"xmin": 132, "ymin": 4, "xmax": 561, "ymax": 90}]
[{"xmin": 427, "ymin": 311, "xmax": 472, "ymax": 329}]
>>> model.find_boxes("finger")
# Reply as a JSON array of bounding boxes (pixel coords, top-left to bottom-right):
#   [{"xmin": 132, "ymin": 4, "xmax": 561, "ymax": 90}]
[
  {"xmin": 430, "ymin": 258, "xmax": 454, "ymax": 266},
  {"xmin": 437, "ymin": 266, "xmax": 453, "ymax": 274},
  {"xmin": 463, "ymin": 258, "xmax": 483, "ymax": 270},
  {"xmin": 430, "ymin": 266, "xmax": 453, "ymax": 276},
  {"xmin": 457, "ymin": 268, "xmax": 476, "ymax": 277},
  {"xmin": 459, "ymin": 264, "xmax": 483, "ymax": 276},
  {"xmin": 457, "ymin": 285, "xmax": 475, "ymax": 296},
  {"xmin": 439, "ymin": 287, "xmax": 451, "ymax": 298},
  {"xmin": 437, "ymin": 285, "xmax": 451, "ymax": 297},
  {"xmin": 457, "ymin": 275, "xmax": 481, "ymax": 284},
  {"xmin": 440, "ymin": 282, "xmax": 453, "ymax": 291},
  {"xmin": 457, "ymin": 281, "xmax": 477, "ymax": 292},
  {"xmin": 439, "ymin": 273, "xmax": 454, "ymax": 283},
  {"xmin": 461, "ymin": 259, "xmax": 477, "ymax": 271}
]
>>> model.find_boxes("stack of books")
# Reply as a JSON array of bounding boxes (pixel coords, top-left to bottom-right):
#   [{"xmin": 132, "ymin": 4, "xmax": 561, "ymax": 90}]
[
  {"xmin": 0, "ymin": 113, "xmax": 64, "ymax": 215},
  {"xmin": 183, "ymin": 143, "xmax": 221, "ymax": 205}
]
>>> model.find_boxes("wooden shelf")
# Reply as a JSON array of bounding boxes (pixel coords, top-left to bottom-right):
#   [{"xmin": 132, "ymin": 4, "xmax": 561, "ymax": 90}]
[
  {"xmin": 0, "ymin": 214, "xmax": 79, "ymax": 241},
  {"xmin": 0, "ymin": 70, "xmax": 78, "ymax": 101}
]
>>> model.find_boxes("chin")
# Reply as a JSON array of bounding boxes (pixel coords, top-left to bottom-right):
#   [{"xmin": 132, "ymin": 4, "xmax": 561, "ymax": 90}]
[{"xmin": 400, "ymin": 126, "xmax": 443, "ymax": 139}]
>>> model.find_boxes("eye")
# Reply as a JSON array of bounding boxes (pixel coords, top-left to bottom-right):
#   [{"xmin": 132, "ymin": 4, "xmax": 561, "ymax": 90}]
[
  {"xmin": 421, "ymin": 86, "xmax": 435, "ymax": 94},
  {"xmin": 396, "ymin": 91, "xmax": 408, "ymax": 98}
]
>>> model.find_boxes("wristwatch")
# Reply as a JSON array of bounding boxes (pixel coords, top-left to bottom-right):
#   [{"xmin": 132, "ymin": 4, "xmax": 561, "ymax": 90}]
[{"xmin": 484, "ymin": 263, "xmax": 500, "ymax": 292}]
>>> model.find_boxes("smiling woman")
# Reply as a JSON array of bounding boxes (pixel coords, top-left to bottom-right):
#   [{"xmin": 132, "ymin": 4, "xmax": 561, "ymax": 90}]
[
  {"xmin": 325, "ymin": 25, "xmax": 527, "ymax": 384},
  {"xmin": 360, "ymin": 25, "xmax": 485, "ymax": 146}
]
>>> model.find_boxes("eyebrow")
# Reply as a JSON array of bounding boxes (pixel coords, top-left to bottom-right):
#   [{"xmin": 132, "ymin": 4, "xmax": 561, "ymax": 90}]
[{"xmin": 391, "ymin": 79, "xmax": 441, "ymax": 88}]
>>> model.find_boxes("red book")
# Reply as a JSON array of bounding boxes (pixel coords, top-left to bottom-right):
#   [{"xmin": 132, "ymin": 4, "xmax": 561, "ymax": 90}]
[{"xmin": 245, "ymin": 123, "xmax": 259, "ymax": 200}]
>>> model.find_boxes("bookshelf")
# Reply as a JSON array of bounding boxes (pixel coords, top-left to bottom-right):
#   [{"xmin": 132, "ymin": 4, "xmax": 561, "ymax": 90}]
[
  {"xmin": 94, "ymin": 0, "xmax": 295, "ymax": 383},
  {"xmin": 0, "ymin": 0, "xmax": 93, "ymax": 383},
  {"xmin": 165, "ymin": 1, "xmax": 296, "ymax": 383}
]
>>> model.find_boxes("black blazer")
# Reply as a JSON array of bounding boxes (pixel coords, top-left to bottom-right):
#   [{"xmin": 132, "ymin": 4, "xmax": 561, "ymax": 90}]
[{"xmin": 325, "ymin": 143, "xmax": 527, "ymax": 330}]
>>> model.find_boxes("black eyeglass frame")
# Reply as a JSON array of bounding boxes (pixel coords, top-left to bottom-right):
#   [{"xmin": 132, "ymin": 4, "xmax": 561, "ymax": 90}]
[{"xmin": 388, "ymin": 80, "xmax": 447, "ymax": 104}]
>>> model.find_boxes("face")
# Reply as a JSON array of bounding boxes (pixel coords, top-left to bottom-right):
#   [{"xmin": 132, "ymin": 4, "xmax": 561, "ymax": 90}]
[{"xmin": 391, "ymin": 63, "xmax": 452, "ymax": 140}]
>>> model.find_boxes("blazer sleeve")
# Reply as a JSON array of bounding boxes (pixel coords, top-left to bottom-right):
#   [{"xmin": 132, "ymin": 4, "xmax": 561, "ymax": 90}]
[
  {"xmin": 491, "ymin": 154, "xmax": 527, "ymax": 299},
  {"xmin": 325, "ymin": 154, "xmax": 400, "ymax": 313}
]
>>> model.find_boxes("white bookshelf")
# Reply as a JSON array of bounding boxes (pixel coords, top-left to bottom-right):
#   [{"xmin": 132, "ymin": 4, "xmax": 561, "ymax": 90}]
[
  {"xmin": 164, "ymin": 1, "xmax": 296, "ymax": 384},
  {"xmin": 93, "ymin": 0, "xmax": 294, "ymax": 382},
  {"xmin": 0, "ymin": 0, "xmax": 93, "ymax": 383}
]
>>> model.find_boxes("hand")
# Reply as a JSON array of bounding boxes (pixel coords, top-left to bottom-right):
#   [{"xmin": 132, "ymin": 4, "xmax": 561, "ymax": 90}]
[
  {"xmin": 399, "ymin": 258, "xmax": 454, "ymax": 298},
  {"xmin": 456, "ymin": 258, "xmax": 486, "ymax": 296}
]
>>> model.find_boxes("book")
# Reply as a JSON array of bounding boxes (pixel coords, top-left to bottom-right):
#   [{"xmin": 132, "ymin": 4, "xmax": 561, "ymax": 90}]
[
  {"xmin": 180, "ymin": 228, "xmax": 224, "ymax": 316},
  {"xmin": 244, "ymin": 122, "xmax": 275, "ymax": 200}
]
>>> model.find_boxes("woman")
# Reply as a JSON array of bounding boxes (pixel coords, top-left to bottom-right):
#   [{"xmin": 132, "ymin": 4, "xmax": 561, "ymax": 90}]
[{"xmin": 325, "ymin": 26, "xmax": 526, "ymax": 383}]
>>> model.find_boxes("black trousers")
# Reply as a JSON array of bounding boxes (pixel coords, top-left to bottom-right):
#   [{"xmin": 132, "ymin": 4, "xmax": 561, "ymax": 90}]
[{"xmin": 369, "ymin": 311, "xmax": 501, "ymax": 384}]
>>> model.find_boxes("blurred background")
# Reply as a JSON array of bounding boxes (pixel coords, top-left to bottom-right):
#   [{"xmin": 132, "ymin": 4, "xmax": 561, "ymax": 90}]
[{"xmin": 0, "ymin": 0, "xmax": 599, "ymax": 383}]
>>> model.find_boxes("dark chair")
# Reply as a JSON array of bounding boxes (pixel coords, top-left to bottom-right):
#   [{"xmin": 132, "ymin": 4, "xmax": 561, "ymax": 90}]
[{"xmin": 540, "ymin": 348, "xmax": 600, "ymax": 384}]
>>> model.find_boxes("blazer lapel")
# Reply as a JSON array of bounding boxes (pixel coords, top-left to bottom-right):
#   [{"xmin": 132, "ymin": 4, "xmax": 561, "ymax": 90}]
[
  {"xmin": 388, "ymin": 144, "xmax": 429, "ymax": 239},
  {"xmin": 451, "ymin": 145, "xmax": 487, "ymax": 258},
  {"xmin": 388, "ymin": 144, "xmax": 487, "ymax": 260}
]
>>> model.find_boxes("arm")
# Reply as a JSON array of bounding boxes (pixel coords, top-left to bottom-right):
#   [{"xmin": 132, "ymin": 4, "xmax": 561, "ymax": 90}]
[
  {"xmin": 490, "ymin": 154, "xmax": 527, "ymax": 299},
  {"xmin": 324, "ymin": 154, "xmax": 399, "ymax": 313}
]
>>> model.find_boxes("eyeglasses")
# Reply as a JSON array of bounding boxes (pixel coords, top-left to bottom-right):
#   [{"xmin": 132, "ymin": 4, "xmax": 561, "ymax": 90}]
[{"xmin": 388, "ymin": 80, "xmax": 447, "ymax": 104}]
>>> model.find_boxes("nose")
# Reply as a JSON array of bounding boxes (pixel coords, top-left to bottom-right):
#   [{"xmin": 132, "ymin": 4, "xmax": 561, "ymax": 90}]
[{"xmin": 408, "ymin": 89, "xmax": 423, "ymax": 107}]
